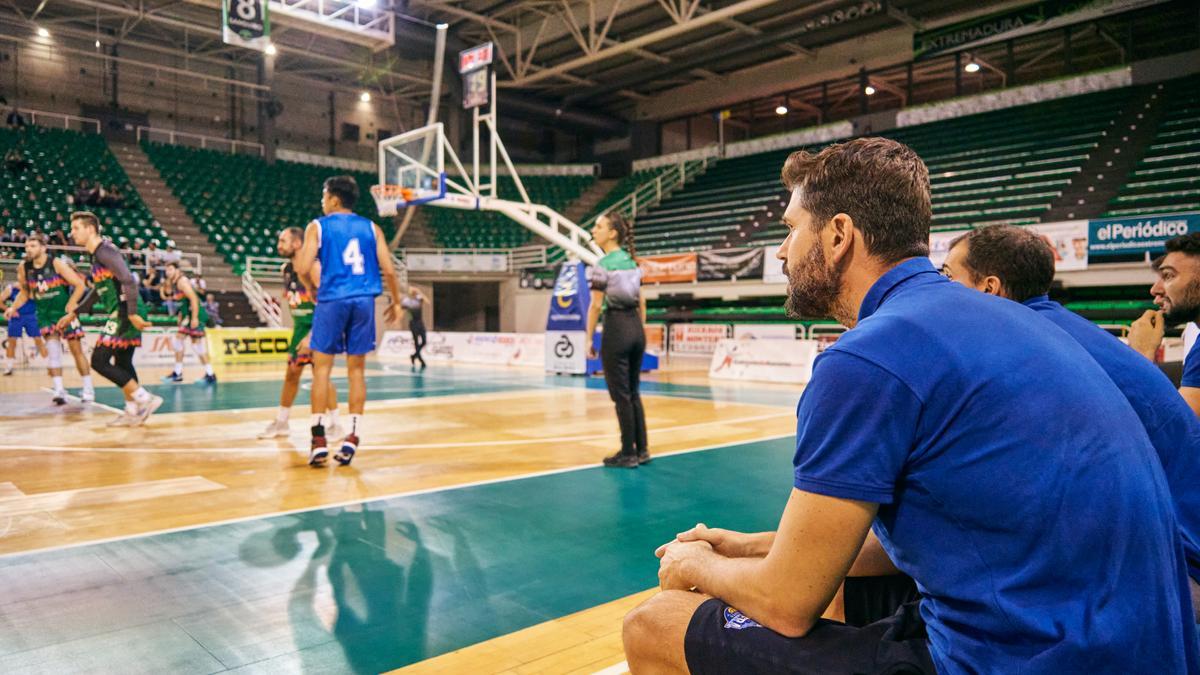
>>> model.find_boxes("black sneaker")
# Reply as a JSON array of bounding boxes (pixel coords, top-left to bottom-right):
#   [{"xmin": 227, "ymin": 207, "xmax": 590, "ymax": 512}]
[
  {"xmin": 602, "ymin": 452, "xmax": 639, "ymax": 468},
  {"xmin": 637, "ymin": 452, "xmax": 652, "ymax": 465}
]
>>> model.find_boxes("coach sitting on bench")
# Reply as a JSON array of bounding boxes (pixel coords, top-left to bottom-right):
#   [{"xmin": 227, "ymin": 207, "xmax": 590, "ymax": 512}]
[
  {"xmin": 622, "ymin": 138, "xmax": 1198, "ymax": 674},
  {"xmin": 942, "ymin": 224, "xmax": 1200, "ymax": 623}
]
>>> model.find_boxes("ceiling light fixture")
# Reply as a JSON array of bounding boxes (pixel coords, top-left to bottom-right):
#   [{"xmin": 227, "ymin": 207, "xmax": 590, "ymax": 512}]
[
  {"xmin": 36, "ymin": 27, "xmax": 49, "ymax": 38},
  {"xmin": 864, "ymin": 85, "xmax": 876, "ymax": 96},
  {"xmin": 775, "ymin": 105, "xmax": 788, "ymax": 115},
  {"xmin": 964, "ymin": 61, "xmax": 981, "ymax": 73},
  {"xmin": 265, "ymin": 43, "xmax": 277, "ymax": 55},
  {"xmin": 360, "ymin": 91, "xmax": 371, "ymax": 102}
]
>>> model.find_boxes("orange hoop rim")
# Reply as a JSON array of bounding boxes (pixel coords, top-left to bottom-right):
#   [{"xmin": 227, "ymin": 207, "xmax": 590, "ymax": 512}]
[{"xmin": 370, "ymin": 184, "xmax": 417, "ymax": 201}]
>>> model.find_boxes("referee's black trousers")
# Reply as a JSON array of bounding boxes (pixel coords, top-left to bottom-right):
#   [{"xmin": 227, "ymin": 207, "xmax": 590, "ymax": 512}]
[{"xmin": 600, "ymin": 308, "xmax": 647, "ymax": 457}]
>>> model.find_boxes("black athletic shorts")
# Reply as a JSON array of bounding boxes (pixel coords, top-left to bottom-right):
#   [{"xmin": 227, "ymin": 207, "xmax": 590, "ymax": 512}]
[
  {"xmin": 844, "ymin": 574, "xmax": 921, "ymax": 628},
  {"xmin": 684, "ymin": 598, "xmax": 935, "ymax": 675}
]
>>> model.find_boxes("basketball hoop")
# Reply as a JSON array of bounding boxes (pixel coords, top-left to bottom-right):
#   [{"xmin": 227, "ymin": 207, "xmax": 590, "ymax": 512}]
[{"xmin": 370, "ymin": 184, "xmax": 418, "ymax": 216}]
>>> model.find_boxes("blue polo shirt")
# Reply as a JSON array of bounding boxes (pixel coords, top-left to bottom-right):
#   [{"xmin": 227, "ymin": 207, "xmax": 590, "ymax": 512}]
[
  {"xmin": 1024, "ymin": 295, "xmax": 1200, "ymax": 584},
  {"xmin": 793, "ymin": 258, "xmax": 1198, "ymax": 674},
  {"xmin": 1183, "ymin": 334, "xmax": 1200, "ymax": 388}
]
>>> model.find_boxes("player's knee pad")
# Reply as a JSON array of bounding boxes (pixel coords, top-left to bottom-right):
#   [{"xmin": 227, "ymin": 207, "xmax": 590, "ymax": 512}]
[
  {"xmin": 191, "ymin": 338, "xmax": 207, "ymax": 356},
  {"xmin": 45, "ymin": 339, "xmax": 63, "ymax": 369},
  {"xmin": 172, "ymin": 337, "xmax": 185, "ymax": 353}
]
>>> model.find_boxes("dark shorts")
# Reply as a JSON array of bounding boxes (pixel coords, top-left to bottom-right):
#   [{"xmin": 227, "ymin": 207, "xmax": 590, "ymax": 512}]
[
  {"xmin": 6, "ymin": 314, "xmax": 39, "ymax": 339},
  {"xmin": 310, "ymin": 295, "xmax": 376, "ymax": 356},
  {"xmin": 684, "ymin": 598, "xmax": 934, "ymax": 675},
  {"xmin": 844, "ymin": 575, "xmax": 921, "ymax": 628}
]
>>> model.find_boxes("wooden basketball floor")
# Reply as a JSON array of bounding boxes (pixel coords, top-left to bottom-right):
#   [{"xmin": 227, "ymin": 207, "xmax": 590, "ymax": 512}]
[{"xmin": 0, "ymin": 358, "xmax": 803, "ymax": 673}]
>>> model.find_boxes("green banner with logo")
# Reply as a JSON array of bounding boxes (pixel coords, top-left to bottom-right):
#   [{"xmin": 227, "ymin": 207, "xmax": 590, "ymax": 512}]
[
  {"xmin": 222, "ymin": 0, "xmax": 271, "ymax": 53},
  {"xmin": 913, "ymin": 0, "xmax": 1167, "ymax": 60}
]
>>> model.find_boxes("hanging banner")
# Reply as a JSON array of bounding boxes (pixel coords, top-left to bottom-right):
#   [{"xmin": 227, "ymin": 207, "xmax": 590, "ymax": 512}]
[
  {"xmin": 639, "ymin": 253, "xmax": 697, "ymax": 284},
  {"xmin": 913, "ymin": 0, "xmax": 1168, "ymax": 60},
  {"xmin": 1089, "ymin": 212, "xmax": 1200, "ymax": 258},
  {"xmin": 698, "ymin": 248, "xmax": 764, "ymax": 281},
  {"xmin": 222, "ymin": 0, "xmax": 270, "ymax": 52},
  {"xmin": 545, "ymin": 261, "xmax": 590, "ymax": 374},
  {"xmin": 709, "ymin": 338, "xmax": 820, "ymax": 384},
  {"xmin": 928, "ymin": 220, "xmax": 1089, "ymax": 271}
]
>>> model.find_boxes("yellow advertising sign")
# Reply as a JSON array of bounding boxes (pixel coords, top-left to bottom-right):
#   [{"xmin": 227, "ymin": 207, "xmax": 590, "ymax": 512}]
[{"xmin": 207, "ymin": 327, "xmax": 292, "ymax": 363}]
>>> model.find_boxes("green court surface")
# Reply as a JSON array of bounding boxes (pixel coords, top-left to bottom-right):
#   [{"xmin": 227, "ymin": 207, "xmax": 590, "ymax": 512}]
[
  {"xmin": 0, "ymin": 436, "xmax": 795, "ymax": 673},
  {"xmin": 84, "ymin": 366, "xmax": 802, "ymax": 414}
]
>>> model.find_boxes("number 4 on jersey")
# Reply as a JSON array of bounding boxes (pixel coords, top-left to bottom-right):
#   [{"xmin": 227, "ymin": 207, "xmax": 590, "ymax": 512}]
[{"xmin": 342, "ymin": 238, "xmax": 365, "ymax": 275}]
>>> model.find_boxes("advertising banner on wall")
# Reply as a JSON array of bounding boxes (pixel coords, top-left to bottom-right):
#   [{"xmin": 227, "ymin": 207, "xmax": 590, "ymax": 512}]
[
  {"xmin": 207, "ymin": 327, "xmax": 292, "ymax": 364},
  {"xmin": 1089, "ymin": 212, "xmax": 1200, "ymax": 258},
  {"xmin": 733, "ymin": 324, "xmax": 802, "ymax": 340},
  {"xmin": 912, "ymin": 0, "xmax": 1167, "ymax": 60},
  {"xmin": 645, "ymin": 323, "xmax": 666, "ymax": 355},
  {"xmin": 545, "ymin": 261, "xmax": 590, "ymax": 373},
  {"xmin": 669, "ymin": 323, "xmax": 732, "ymax": 355},
  {"xmin": 697, "ymin": 248, "xmax": 764, "ymax": 281},
  {"xmin": 639, "ymin": 253, "xmax": 697, "ymax": 284},
  {"xmin": 762, "ymin": 247, "xmax": 787, "ymax": 284},
  {"xmin": 929, "ymin": 220, "xmax": 1089, "ymax": 271},
  {"xmin": 709, "ymin": 338, "xmax": 820, "ymax": 384},
  {"xmin": 380, "ymin": 331, "xmax": 543, "ymax": 367}
]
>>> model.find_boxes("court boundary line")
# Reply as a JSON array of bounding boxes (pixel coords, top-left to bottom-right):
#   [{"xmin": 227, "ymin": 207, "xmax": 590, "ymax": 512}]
[
  {"xmin": 0, "ymin": 409, "xmax": 792, "ymax": 454},
  {"xmin": 0, "ymin": 431, "xmax": 794, "ymax": 561}
]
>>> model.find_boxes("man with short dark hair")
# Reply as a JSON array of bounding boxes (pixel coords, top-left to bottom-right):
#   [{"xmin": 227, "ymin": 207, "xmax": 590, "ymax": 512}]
[
  {"xmin": 625, "ymin": 138, "xmax": 1198, "ymax": 674},
  {"xmin": 294, "ymin": 175, "xmax": 400, "ymax": 466},
  {"xmin": 70, "ymin": 211, "xmax": 162, "ymax": 426},
  {"xmin": 1129, "ymin": 232, "xmax": 1200, "ymax": 417},
  {"xmin": 943, "ymin": 224, "xmax": 1200, "ymax": 622}
]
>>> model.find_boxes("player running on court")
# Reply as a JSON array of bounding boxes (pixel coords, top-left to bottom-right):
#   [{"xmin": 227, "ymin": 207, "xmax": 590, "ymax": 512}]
[
  {"xmin": 160, "ymin": 261, "xmax": 216, "ymax": 384},
  {"xmin": 258, "ymin": 226, "xmax": 344, "ymax": 440},
  {"xmin": 3, "ymin": 233, "xmax": 96, "ymax": 404},
  {"xmin": 70, "ymin": 211, "xmax": 163, "ymax": 426},
  {"xmin": 294, "ymin": 175, "xmax": 400, "ymax": 467}
]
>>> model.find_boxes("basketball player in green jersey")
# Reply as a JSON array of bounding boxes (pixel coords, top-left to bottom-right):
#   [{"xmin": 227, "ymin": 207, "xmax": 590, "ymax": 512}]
[
  {"xmin": 258, "ymin": 227, "xmax": 344, "ymax": 439},
  {"xmin": 70, "ymin": 211, "xmax": 163, "ymax": 426},
  {"xmin": 161, "ymin": 261, "xmax": 216, "ymax": 384},
  {"xmin": 2, "ymin": 233, "xmax": 95, "ymax": 404}
]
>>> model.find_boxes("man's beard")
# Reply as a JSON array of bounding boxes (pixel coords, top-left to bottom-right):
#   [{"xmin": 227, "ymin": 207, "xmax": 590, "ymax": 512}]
[
  {"xmin": 784, "ymin": 241, "xmax": 843, "ymax": 320},
  {"xmin": 1164, "ymin": 277, "xmax": 1200, "ymax": 325}
]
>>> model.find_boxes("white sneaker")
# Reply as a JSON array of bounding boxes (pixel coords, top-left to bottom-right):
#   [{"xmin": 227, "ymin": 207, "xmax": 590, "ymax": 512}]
[
  {"xmin": 81, "ymin": 389, "xmax": 95, "ymax": 403},
  {"xmin": 2, "ymin": 364, "xmax": 12, "ymax": 376},
  {"xmin": 107, "ymin": 412, "xmax": 139, "ymax": 427},
  {"xmin": 135, "ymin": 394, "xmax": 164, "ymax": 425},
  {"xmin": 258, "ymin": 419, "xmax": 290, "ymax": 439},
  {"xmin": 326, "ymin": 422, "xmax": 347, "ymax": 443}
]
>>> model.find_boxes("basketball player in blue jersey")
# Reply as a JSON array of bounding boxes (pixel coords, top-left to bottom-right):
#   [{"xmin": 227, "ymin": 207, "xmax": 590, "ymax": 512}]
[{"xmin": 295, "ymin": 175, "xmax": 401, "ymax": 467}]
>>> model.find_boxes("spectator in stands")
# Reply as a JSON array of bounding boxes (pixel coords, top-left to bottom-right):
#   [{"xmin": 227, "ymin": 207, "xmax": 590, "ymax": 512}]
[
  {"xmin": 203, "ymin": 293, "xmax": 222, "ymax": 327},
  {"xmin": 161, "ymin": 244, "xmax": 182, "ymax": 269},
  {"xmin": 160, "ymin": 274, "xmax": 178, "ymax": 317},
  {"xmin": 5, "ymin": 105, "xmax": 25, "ymax": 129},
  {"xmin": 625, "ymin": 138, "xmax": 1198, "ymax": 675},
  {"xmin": 1129, "ymin": 232, "xmax": 1200, "ymax": 418},
  {"xmin": 10, "ymin": 228, "xmax": 27, "ymax": 245},
  {"xmin": 194, "ymin": 275, "xmax": 207, "ymax": 295},
  {"xmin": 140, "ymin": 270, "xmax": 161, "ymax": 308},
  {"xmin": 101, "ymin": 184, "xmax": 125, "ymax": 209},
  {"xmin": 144, "ymin": 241, "xmax": 164, "ymax": 272},
  {"xmin": 943, "ymin": 225, "xmax": 1200, "ymax": 622},
  {"xmin": 49, "ymin": 229, "xmax": 68, "ymax": 248},
  {"xmin": 4, "ymin": 146, "xmax": 30, "ymax": 175}
]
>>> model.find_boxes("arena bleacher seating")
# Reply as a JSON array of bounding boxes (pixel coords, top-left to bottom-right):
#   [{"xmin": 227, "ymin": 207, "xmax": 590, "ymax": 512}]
[
  {"xmin": 141, "ymin": 141, "xmax": 389, "ymax": 269},
  {"xmin": 0, "ymin": 126, "xmax": 166, "ymax": 247},
  {"xmin": 637, "ymin": 88, "xmax": 1133, "ymax": 255},
  {"xmin": 1105, "ymin": 74, "xmax": 1200, "ymax": 217},
  {"xmin": 425, "ymin": 174, "xmax": 592, "ymax": 248}
]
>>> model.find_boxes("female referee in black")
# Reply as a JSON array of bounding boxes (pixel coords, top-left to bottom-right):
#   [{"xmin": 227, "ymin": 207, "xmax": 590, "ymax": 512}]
[{"xmin": 586, "ymin": 212, "xmax": 650, "ymax": 468}]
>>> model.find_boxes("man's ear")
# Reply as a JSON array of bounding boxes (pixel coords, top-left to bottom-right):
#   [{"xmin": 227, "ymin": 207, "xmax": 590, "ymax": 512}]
[
  {"xmin": 828, "ymin": 213, "xmax": 855, "ymax": 265},
  {"xmin": 982, "ymin": 275, "xmax": 1006, "ymax": 297}
]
